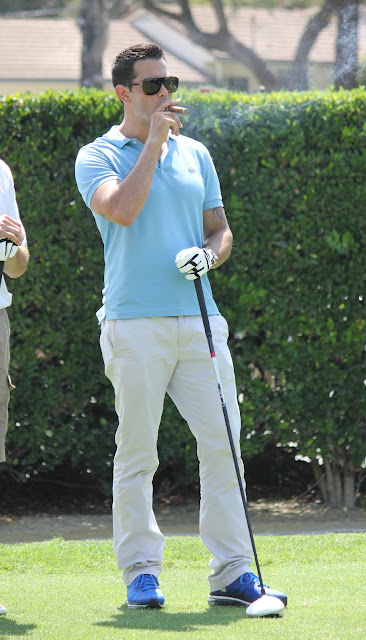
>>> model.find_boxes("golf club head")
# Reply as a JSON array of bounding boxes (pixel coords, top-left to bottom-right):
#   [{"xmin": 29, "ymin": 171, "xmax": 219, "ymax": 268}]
[{"xmin": 246, "ymin": 595, "xmax": 285, "ymax": 618}]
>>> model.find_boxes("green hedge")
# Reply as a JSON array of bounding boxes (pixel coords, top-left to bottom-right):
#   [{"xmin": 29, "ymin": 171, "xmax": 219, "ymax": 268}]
[{"xmin": 0, "ymin": 87, "xmax": 365, "ymax": 499}]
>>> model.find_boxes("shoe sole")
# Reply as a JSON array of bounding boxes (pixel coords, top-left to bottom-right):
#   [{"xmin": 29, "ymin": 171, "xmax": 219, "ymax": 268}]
[
  {"xmin": 208, "ymin": 595, "xmax": 250, "ymax": 607},
  {"xmin": 126, "ymin": 598, "xmax": 164, "ymax": 609},
  {"xmin": 208, "ymin": 595, "xmax": 287, "ymax": 608}
]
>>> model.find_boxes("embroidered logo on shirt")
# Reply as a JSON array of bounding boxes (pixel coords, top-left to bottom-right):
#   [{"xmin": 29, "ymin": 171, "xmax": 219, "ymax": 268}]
[{"xmin": 188, "ymin": 166, "xmax": 196, "ymax": 173}]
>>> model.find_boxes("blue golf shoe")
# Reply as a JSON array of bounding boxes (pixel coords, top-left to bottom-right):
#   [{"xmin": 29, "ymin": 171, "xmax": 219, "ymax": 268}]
[
  {"xmin": 208, "ymin": 572, "xmax": 287, "ymax": 607},
  {"xmin": 126, "ymin": 574, "xmax": 165, "ymax": 609}
]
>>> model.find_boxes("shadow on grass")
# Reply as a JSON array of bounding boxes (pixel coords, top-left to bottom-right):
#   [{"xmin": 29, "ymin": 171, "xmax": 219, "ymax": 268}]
[
  {"xmin": 0, "ymin": 618, "xmax": 36, "ymax": 636},
  {"xmin": 95, "ymin": 606, "xmax": 255, "ymax": 632}
]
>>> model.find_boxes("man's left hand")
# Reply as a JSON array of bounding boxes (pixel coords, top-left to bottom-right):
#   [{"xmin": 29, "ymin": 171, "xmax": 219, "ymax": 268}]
[
  {"xmin": 0, "ymin": 216, "xmax": 23, "ymax": 260},
  {"xmin": 175, "ymin": 246, "xmax": 217, "ymax": 280},
  {"xmin": 0, "ymin": 238, "xmax": 19, "ymax": 261}
]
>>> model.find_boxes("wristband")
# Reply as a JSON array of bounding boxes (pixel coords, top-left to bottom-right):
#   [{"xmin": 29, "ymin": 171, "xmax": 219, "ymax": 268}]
[{"xmin": 204, "ymin": 248, "xmax": 218, "ymax": 268}]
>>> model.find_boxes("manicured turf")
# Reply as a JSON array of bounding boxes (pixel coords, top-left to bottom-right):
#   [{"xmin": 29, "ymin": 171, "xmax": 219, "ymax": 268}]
[{"xmin": 0, "ymin": 533, "xmax": 365, "ymax": 639}]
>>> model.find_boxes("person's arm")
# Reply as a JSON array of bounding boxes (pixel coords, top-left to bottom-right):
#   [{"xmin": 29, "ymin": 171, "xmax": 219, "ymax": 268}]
[
  {"xmin": 0, "ymin": 215, "xmax": 29, "ymax": 278},
  {"xmin": 4, "ymin": 245, "xmax": 29, "ymax": 278},
  {"xmin": 90, "ymin": 101, "xmax": 184, "ymax": 227},
  {"xmin": 202, "ymin": 205, "xmax": 233, "ymax": 268},
  {"xmin": 90, "ymin": 140, "xmax": 162, "ymax": 227},
  {"xmin": 175, "ymin": 206, "xmax": 233, "ymax": 280}
]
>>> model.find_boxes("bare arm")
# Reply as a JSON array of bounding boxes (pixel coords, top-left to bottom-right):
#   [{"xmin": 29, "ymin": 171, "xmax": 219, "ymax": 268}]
[
  {"xmin": 90, "ymin": 139, "xmax": 162, "ymax": 226},
  {"xmin": 0, "ymin": 215, "xmax": 29, "ymax": 278},
  {"xmin": 91, "ymin": 101, "xmax": 184, "ymax": 227},
  {"xmin": 203, "ymin": 206, "xmax": 233, "ymax": 268},
  {"xmin": 4, "ymin": 245, "xmax": 29, "ymax": 278}
]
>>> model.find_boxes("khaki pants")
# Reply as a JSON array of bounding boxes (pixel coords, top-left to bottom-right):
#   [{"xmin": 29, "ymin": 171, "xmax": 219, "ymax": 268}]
[
  {"xmin": 0, "ymin": 309, "xmax": 12, "ymax": 463},
  {"xmin": 100, "ymin": 315, "xmax": 253, "ymax": 590}
]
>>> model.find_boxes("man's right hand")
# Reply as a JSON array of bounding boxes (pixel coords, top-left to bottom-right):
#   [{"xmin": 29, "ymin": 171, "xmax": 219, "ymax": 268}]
[{"xmin": 148, "ymin": 100, "xmax": 185, "ymax": 142}]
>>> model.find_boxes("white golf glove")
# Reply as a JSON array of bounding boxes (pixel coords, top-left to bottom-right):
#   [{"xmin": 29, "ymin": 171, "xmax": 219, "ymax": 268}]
[
  {"xmin": 175, "ymin": 246, "xmax": 218, "ymax": 280},
  {"xmin": 0, "ymin": 238, "xmax": 19, "ymax": 261}
]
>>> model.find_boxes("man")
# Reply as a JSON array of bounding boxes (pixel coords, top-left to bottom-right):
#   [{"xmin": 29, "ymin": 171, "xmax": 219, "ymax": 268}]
[
  {"xmin": 0, "ymin": 158, "xmax": 30, "ymax": 616},
  {"xmin": 75, "ymin": 43, "xmax": 287, "ymax": 610}
]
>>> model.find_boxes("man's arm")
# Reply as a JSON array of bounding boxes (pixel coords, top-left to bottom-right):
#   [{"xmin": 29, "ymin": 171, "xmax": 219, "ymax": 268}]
[
  {"xmin": 175, "ymin": 206, "xmax": 233, "ymax": 280},
  {"xmin": 203, "ymin": 206, "xmax": 233, "ymax": 268},
  {"xmin": 4, "ymin": 246, "xmax": 29, "ymax": 278},
  {"xmin": 90, "ymin": 101, "xmax": 183, "ymax": 227},
  {"xmin": 90, "ymin": 142, "xmax": 161, "ymax": 227},
  {"xmin": 0, "ymin": 215, "xmax": 29, "ymax": 278}
]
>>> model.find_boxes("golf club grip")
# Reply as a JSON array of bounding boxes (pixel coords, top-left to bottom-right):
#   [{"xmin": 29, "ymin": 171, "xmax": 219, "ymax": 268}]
[{"xmin": 194, "ymin": 278, "xmax": 215, "ymax": 352}]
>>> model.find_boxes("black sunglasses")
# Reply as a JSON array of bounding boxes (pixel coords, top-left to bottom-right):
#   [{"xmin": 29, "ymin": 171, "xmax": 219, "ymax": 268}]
[{"xmin": 125, "ymin": 76, "xmax": 179, "ymax": 95}]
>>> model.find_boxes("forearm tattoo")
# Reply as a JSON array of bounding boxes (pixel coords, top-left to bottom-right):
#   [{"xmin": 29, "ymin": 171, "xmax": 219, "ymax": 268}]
[{"xmin": 209, "ymin": 207, "xmax": 227, "ymax": 230}]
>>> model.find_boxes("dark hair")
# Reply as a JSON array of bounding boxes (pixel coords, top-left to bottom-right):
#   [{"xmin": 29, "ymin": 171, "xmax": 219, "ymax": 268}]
[{"xmin": 111, "ymin": 43, "xmax": 165, "ymax": 87}]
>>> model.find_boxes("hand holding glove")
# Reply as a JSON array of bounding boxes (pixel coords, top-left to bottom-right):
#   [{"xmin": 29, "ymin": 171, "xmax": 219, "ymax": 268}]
[
  {"xmin": 0, "ymin": 237, "xmax": 19, "ymax": 261},
  {"xmin": 175, "ymin": 246, "xmax": 218, "ymax": 280}
]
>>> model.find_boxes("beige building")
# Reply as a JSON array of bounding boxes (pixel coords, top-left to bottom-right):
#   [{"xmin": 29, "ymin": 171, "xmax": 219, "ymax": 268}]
[{"xmin": 0, "ymin": 6, "xmax": 365, "ymax": 95}]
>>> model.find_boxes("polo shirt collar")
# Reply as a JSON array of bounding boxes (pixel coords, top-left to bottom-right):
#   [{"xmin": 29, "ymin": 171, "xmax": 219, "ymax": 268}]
[
  {"xmin": 104, "ymin": 125, "xmax": 133, "ymax": 148},
  {"xmin": 104, "ymin": 125, "xmax": 176, "ymax": 148}
]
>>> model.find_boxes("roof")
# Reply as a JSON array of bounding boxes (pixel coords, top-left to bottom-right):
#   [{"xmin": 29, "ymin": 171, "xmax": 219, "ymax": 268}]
[
  {"xmin": 0, "ymin": 7, "xmax": 365, "ymax": 86},
  {"xmin": 0, "ymin": 13, "xmax": 207, "ymax": 85},
  {"xmin": 176, "ymin": 5, "xmax": 366, "ymax": 63}
]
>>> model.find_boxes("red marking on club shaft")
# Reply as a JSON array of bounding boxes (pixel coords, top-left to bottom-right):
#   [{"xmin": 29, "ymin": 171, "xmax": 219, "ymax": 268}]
[{"xmin": 211, "ymin": 352, "xmax": 216, "ymax": 358}]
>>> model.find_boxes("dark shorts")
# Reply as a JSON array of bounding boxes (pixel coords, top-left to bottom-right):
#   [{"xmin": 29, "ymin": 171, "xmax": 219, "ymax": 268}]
[{"xmin": 0, "ymin": 309, "xmax": 13, "ymax": 463}]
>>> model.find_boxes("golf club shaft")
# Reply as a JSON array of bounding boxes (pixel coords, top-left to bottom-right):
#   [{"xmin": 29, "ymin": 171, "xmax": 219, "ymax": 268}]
[{"xmin": 194, "ymin": 277, "xmax": 266, "ymax": 596}]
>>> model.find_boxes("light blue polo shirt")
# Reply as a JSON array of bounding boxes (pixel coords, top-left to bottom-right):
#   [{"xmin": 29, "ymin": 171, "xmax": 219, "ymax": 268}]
[{"xmin": 75, "ymin": 126, "xmax": 222, "ymax": 321}]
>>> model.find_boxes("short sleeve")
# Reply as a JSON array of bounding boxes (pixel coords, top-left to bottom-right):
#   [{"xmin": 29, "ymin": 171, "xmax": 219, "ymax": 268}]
[{"xmin": 75, "ymin": 145, "xmax": 121, "ymax": 209}]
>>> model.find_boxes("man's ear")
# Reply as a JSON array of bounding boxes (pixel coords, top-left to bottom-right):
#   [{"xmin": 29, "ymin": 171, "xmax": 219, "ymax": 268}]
[{"xmin": 115, "ymin": 84, "xmax": 131, "ymax": 104}]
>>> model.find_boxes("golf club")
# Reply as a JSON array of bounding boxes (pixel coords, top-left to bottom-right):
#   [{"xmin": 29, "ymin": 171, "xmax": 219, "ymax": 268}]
[{"xmin": 194, "ymin": 277, "xmax": 285, "ymax": 619}]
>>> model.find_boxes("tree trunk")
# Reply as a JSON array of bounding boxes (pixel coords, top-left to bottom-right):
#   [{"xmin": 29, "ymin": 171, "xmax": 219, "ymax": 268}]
[
  {"xmin": 311, "ymin": 458, "xmax": 328, "ymax": 503},
  {"xmin": 334, "ymin": 0, "xmax": 359, "ymax": 89},
  {"xmin": 312, "ymin": 457, "xmax": 358, "ymax": 507},
  {"xmin": 283, "ymin": 3, "xmax": 335, "ymax": 90},
  {"xmin": 333, "ymin": 464, "xmax": 343, "ymax": 504},
  {"xmin": 78, "ymin": 0, "xmax": 109, "ymax": 89},
  {"xmin": 343, "ymin": 464, "xmax": 356, "ymax": 507},
  {"xmin": 324, "ymin": 458, "xmax": 337, "ymax": 505}
]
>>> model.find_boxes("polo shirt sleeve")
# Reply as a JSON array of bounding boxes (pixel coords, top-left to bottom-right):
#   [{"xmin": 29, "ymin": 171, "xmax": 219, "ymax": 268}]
[
  {"xmin": 0, "ymin": 160, "xmax": 27, "ymax": 246},
  {"xmin": 75, "ymin": 144, "xmax": 120, "ymax": 210},
  {"xmin": 201, "ymin": 147, "xmax": 223, "ymax": 210}
]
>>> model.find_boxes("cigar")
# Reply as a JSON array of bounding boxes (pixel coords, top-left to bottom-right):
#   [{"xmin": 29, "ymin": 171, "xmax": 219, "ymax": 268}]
[{"xmin": 166, "ymin": 106, "xmax": 189, "ymax": 114}]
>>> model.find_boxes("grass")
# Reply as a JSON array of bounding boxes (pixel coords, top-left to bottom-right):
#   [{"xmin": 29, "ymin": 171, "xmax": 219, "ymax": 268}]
[{"xmin": 0, "ymin": 533, "xmax": 365, "ymax": 639}]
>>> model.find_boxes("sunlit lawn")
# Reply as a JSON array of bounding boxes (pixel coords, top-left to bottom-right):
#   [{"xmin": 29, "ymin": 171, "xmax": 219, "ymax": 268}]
[{"xmin": 0, "ymin": 533, "xmax": 365, "ymax": 639}]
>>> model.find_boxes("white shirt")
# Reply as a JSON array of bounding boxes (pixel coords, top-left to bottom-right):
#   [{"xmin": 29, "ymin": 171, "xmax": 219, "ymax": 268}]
[{"xmin": 0, "ymin": 159, "xmax": 27, "ymax": 309}]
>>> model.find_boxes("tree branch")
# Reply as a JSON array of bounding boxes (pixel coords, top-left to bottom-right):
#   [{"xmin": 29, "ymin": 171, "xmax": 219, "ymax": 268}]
[
  {"xmin": 142, "ymin": 0, "xmax": 360, "ymax": 92},
  {"xmin": 334, "ymin": 0, "xmax": 359, "ymax": 89},
  {"xmin": 143, "ymin": 0, "xmax": 277, "ymax": 89},
  {"xmin": 284, "ymin": 2, "xmax": 335, "ymax": 89},
  {"xmin": 210, "ymin": 0, "xmax": 230, "ymax": 36}
]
